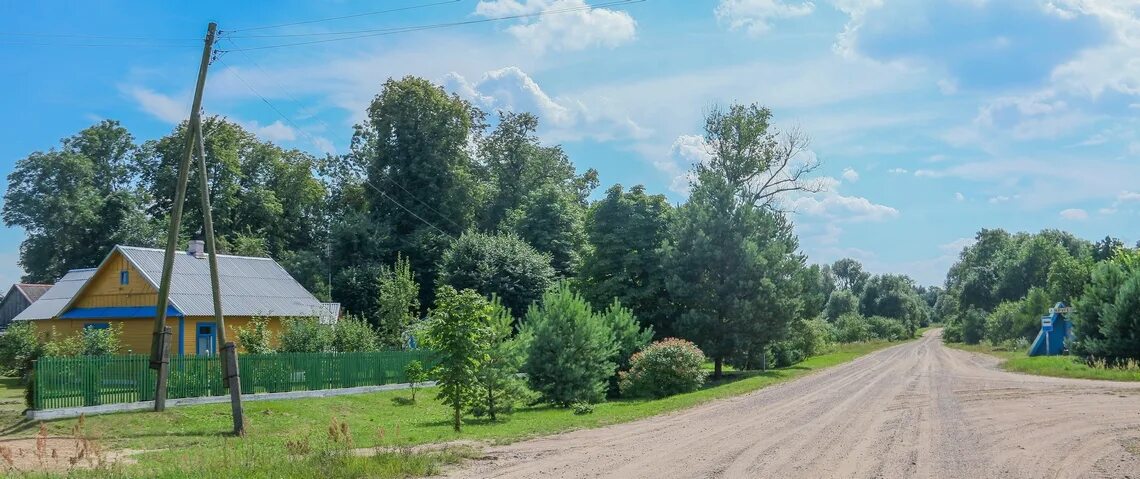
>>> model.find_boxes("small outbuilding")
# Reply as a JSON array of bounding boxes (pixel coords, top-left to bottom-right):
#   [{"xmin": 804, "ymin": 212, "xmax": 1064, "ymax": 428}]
[
  {"xmin": 13, "ymin": 241, "xmax": 339, "ymax": 355},
  {"xmin": 0, "ymin": 283, "xmax": 52, "ymax": 331}
]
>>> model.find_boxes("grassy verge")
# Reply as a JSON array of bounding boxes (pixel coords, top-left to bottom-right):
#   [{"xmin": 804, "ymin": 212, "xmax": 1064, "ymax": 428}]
[
  {"xmin": 946, "ymin": 343, "xmax": 1140, "ymax": 382},
  {"xmin": 3, "ymin": 340, "xmax": 900, "ymax": 478}
]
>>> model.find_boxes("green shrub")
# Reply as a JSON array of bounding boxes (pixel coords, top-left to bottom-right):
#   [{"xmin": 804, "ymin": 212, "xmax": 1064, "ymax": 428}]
[
  {"xmin": 942, "ymin": 319, "xmax": 963, "ymax": 343},
  {"xmin": 572, "ymin": 401, "xmax": 594, "ymax": 415},
  {"xmin": 0, "ymin": 321, "xmax": 43, "ymax": 378},
  {"xmin": 1072, "ymin": 259, "xmax": 1140, "ymax": 361},
  {"xmin": 375, "ymin": 254, "xmax": 420, "ymax": 347},
  {"xmin": 984, "ymin": 288, "xmax": 1051, "ymax": 345},
  {"xmin": 770, "ymin": 318, "xmax": 834, "ymax": 367},
  {"xmin": 959, "ymin": 308, "xmax": 988, "ymax": 345},
  {"xmin": 522, "ymin": 284, "xmax": 616, "ymax": 406},
  {"xmin": 280, "ymin": 317, "xmax": 333, "ymax": 353},
  {"xmin": 833, "ymin": 313, "xmax": 872, "ymax": 343},
  {"xmin": 332, "ymin": 315, "xmax": 380, "ymax": 352},
  {"xmin": 404, "ymin": 360, "xmax": 428, "ymax": 403},
  {"xmin": 599, "ymin": 299, "xmax": 652, "ymax": 396},
  {"xmin": 619, "ymin": 338, "xmax": 707, "ymax": 398},
  {"xmin": 470, "ymin": 298, "xmax": 530, "ymax": 421},
  {"xmin": 236, "ymin": 317, "xmax": 276, "ymax": 354},
  {"xmin": 438, "ymin": 231, "xmax": 556, "ymax": 319},
  {"xmin": 824, "ymin": 290, "xmax": 859, "ymax": 322},
  {"xmin": 422, "ymin": 286, "xmax": 496, "ymax": 432},
  {"xmin": 866, "ymin": 316, "xmax": 908, "ymax": 341}
]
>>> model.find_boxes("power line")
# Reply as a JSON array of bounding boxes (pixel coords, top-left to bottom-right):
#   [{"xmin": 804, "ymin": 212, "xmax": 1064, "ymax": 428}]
[
  {"xmin": 227, "ymin": 0, "xmax": 464, "ymax": 33},
  {"xmin": 216, "ymin": 55, "xmax": 457, "ymax": 239},
  {"xmin": 220, "ymin": 0, "xmax": 645, "ymax": 50},
  {"xmin": 222, "ymin": 37, "xmax": 467, "ymax": 233}
]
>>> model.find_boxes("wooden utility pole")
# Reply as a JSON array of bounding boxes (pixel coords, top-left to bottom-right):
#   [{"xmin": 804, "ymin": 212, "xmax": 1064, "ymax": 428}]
[
  {"xmin": 195, "ymin": 122, "xmax": 245, "ymax": 435},
  {"xmin": 149, "ymin": 22, "xmax": 217, "ymax": 411}
]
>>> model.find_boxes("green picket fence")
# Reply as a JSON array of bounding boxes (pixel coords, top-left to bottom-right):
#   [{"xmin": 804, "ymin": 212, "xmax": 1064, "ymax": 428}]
[{"xmin": 32, "ymin": 350, "xmax": 435, "ymax": 410}]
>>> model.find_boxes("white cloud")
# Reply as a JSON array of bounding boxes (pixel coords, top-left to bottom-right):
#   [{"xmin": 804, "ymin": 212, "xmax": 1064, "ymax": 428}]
[
  {"xmin": 937, "ymin": 78, "xmax": 959, "ymax": 95},
  {"xmin": 831, "ymin": 0, "xmax": 886, "ymax": 59},
  {"xmin": 243, "ymin": 120, "xmax": 297, "ymax": 142},
  {"xmin": 474, "ymin": 0, "xmax": 637, "ymax": 52},
  {"xmin": 660, "ymin": 134, "xmax": 712, "ymax": 194},
  {"xmin": 842, "ymin": 167, "xmax": 860, "ymax": 182},
  {"xmin": 789, "ymin": 181, "xmax": 899, "ymax": 222},
  {"xmin": 887, "ymin": 168, "xmax": 908, "ymax": 174},
  {"xmin": 914, "ymin": 169, "xmax": 940, "ymax": 178},
  {"xmin": 1118, "ymin": 191, "xmax": 1140, "ymax": 203},
  {"xmin": 955, "ymin": 192, "xmax": 966, "ymax": 202},
  {"xmin": 715, "ymin": 0, "xmax": 816, "ymax": 36},
  {"xmin": 124, "ymin": 87, "xmax": 187, "ymax": 124},
  {"xmin": 1059, "ymin": 208, "xmax": 1089, "ymax": 220},
  {"xmin": 444, "ymin": 67, "xmax": 648, "ymax": 142},
  {"xmin": 988, "ymin": 195, "xmax": 1018, "ymax": 204},
  {"xmin": 940, "ymin": 237, "xmax": 976, "ymax": 254}
]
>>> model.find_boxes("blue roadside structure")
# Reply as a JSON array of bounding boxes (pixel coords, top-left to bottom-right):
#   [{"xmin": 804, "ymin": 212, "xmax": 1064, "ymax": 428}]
[{"xmin": 1028, "ymin": 302, "xmax": 1072, "ymax": 356}]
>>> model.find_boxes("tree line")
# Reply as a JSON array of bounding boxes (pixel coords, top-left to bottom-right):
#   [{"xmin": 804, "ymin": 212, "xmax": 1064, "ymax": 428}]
[
  {"xmin": 934, "ymin": 230, "xmax": 1140, "ymax": 362},
  {"xmin": 3, "ymin": 76, "xmax": 933, "ymax": 376}
]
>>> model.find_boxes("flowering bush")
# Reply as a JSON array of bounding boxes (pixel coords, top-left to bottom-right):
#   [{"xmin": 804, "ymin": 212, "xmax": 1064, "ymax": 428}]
[{"xmin": 619, "ymin": 338, "xmax": 707, "ymax": 398}]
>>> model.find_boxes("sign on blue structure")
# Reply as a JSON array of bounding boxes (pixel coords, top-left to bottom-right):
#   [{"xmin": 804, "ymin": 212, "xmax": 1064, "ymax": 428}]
[{"xmin": 1028, "ymin": 302, "xmax": 1070, "ymax": 356}]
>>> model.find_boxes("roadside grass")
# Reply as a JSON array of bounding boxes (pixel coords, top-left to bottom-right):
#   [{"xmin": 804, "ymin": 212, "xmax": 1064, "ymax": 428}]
[
  {"xmin": 2, "ymin": 340, "xmax": 899, "ymax": 478},
  {"xmin": 946, "ymin": 343, "xmax": 1140, "ymax": 382}
]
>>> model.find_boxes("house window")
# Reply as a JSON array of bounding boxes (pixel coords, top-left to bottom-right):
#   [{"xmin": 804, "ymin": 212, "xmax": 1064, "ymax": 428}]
[
  {"xmin": 120, "ymin": 270, "xmax": 129, "ymax": 285},
  {"xmin": 84, "ymin": 323, "xmax": 110, "ymax": 330}
]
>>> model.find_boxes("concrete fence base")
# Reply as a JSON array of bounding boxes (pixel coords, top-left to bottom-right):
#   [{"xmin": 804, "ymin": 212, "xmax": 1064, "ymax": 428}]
[{"xmin": 27, "ymin": 380, "xmax": 437, "ymax": 421}]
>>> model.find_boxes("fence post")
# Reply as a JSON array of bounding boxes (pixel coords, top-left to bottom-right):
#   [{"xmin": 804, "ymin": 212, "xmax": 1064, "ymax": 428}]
[{"xmin": 222, "ymin": 342, "xmax": 245, "ymax": 436}]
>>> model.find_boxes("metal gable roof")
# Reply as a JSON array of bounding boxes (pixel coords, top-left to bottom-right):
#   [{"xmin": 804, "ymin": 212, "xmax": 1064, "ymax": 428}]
[
  {"xmin": 115, "ymin": 246, "xmax": 333, "ymax": 319},
  {"xmin": 15, "ymin": 284, "xmax": 51, "ymax": 303},
  {"xmin": 13, "ymin": 269, "xmax": 97, "ymax": 321}
]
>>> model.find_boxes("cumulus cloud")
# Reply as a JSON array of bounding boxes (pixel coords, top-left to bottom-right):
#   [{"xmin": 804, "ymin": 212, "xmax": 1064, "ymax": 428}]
[
  {"xmin": 955, "ymin": 192, "xmax": 966, "ymax": 202},
  {"xmin": 940, "ymin": 237, "xmax": 976, "ymax": 254},
  {"xmin": 444, "ymin": 66, "xmax": 648, "ymax": 142},
  {"xmin": 887, "ymin": 167, "xmax": 908, "ymax": 174},
  {"xmin": 659, "ymin": 134, "xmax": 712, "ymax": 194},
  {"xmin": 787, "ymin": 176, "xmax": 899, "ymax": 222},
  {"xmin": 715, "ymin": 0, "xmax": 816, "ymax": 36},
  {"xmin": 124, "ymin": 87, "xmax": 187, "ymax": 124},
  {"xmin": 475, "ymin": 0, "xmax": 637, "ymax": 52},
  {"xmin": 243, "ymin": 120, "xmax": 297, "ymax": 142},
  {"xmin": 842, "ymin": 167, "xmax": 860, "ymax": 182},
  {"xmin": 1059, "ymin": 208, "xmax": 1089, "ymax": 220}
]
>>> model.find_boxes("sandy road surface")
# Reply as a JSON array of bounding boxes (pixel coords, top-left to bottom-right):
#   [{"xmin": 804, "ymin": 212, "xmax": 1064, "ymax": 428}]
[{"xmin": 448, "ymin": 330, "xmax": 1140, "ymax": 478}]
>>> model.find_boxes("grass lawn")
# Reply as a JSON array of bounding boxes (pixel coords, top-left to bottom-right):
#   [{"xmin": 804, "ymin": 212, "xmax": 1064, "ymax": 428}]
[
  {"xmin": 946, "ymin": 342, "xmax": 1140, "ymax": 382},
  {"xmin": 1, "ymin": 340, "xmax": 900, "ymax": 478}
]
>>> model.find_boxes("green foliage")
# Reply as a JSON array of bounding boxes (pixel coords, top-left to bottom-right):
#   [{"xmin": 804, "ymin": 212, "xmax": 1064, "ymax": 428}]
[
  {"xmin": 832, "ymin": 258, "xmax": 870, "ymax": 294},
  {"xmin": 769, "ymin": 318, "xmax": 834, "ymax": 367},
  {"xmin": 599, "ymin": 299, "xmax": 653, "ymax": 395},
  {"xmin": 376, "ymin": 254, "xmax": 421, "ymax": 347},
  {"xmin": 957, "ymin": 308, "xmax": 988, "ymax": 345},
  {"xmin": 332, "ymin": 315, "xmax": 381, "ymax": 353},
  {"xmin": 280, "ymin": 317, "xmax": 333, "ymax": 353},
  {"xmin": 858, "ymin": 274, "xmax": 926, "ymax": 336},
  {"xmin": 833, "ymin": 313, "xmax": 873, "ymax": 343},
  {"xmin": 404, "ymin": 360, "xmax": 428, "ymax": 403},
  {"xmin": 619, "ymin": 338, "xmax": 707, "ymax": 398},
  {"xmin": 422, "ymin": 286, "xmax": 495, "ymax": 432},
  {"xmin": 40, "ymin": 324, "xmax": 123, "ymax": 357},
  {"xmin": 1072, "ymin": 260, "xmax": 1140, "ymax": 361},
  {"xmin": 984, "ymin": 288, "xmax": 1052, "ymax": 345},
  {"xmin": 3, "ymin": 120, "xmax": 158, "ymax": 282},
  {"xmin": 521, "ymin": 284, "xmax": 617, "ymax": 406},
  {"xmin": 0, "ymin": 321, "xmax": 43, "ymax": 377},
  {"xmin": 824, "ymin": 289, "xmax": 859, "ymax": 322},
  {"xmin": 571, "ymin": 401, "xmax": 595, "ymax": 415},
  {"xmin": 501, "ymin": 184, "xmax": 586, "ymax": 277},
  {"xmin": 667, "ymin": 104, "xmax": 808, "ymax": 375},
  {"xmin": 865, "ymin": 316, "xmax": 909, "ymax": 341},
  {"xmin": 236, "ymin": 317, "xmax": 276, "ymax": 354},
  {"xmin": 352, "ymin": 76, "xmax": 484, "ymax": 308},
  {"xmin": 438, "ymin": 231, "xmax": 556, "ymax": 318},
  {"xmin": 470, "ymin": 298, "xmax": 530, "ymax": 421},
  {"xmin": 799, "ymin": 264, "xmax": 836, "ymax": 320},
  {"xmin": 579, "ymin": 184, "xmax": 675, "ymax": 337}
]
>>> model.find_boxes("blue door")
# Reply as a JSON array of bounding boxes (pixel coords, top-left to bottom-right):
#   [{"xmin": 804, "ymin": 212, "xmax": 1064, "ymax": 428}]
[{"xmin": 196, "ymin": 323, "xmax": 217, "ymax": 356}]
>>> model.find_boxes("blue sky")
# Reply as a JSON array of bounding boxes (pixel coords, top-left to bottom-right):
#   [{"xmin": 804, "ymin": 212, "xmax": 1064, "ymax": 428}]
[{"xmin": 3, "ymin": 0, "xmax": 1139, "ymax": 287}]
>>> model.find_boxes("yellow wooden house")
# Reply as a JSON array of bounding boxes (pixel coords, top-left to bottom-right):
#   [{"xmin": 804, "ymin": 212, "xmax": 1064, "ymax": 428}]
[{"xmin": 14, "ymin": 241, "xmax": 339, "ymax": 356}]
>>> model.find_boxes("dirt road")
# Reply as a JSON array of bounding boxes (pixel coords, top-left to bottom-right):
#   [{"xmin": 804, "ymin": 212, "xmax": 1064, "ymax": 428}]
[{"xmin": 449, "ymin": 330, "xmax": 1140, "ymax": 478}]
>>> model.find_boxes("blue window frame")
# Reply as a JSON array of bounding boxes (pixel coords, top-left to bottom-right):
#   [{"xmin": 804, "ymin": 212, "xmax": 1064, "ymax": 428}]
[
  {"xmin": 84, "ymin": 322, "xmax": 110, "ymax": 330},
  {"xmin": 120, "ymin": 270, "xmax": 129, "ymax": 285}
]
